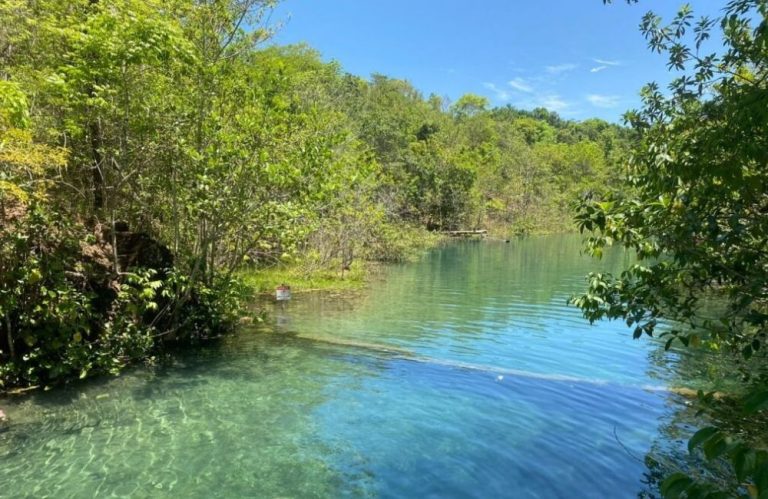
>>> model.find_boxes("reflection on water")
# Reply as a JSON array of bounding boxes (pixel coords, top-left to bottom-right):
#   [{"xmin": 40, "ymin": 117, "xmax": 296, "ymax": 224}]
[{"xmin": 0, "ymin": 235, "xmax": 704, "ymax": 498}]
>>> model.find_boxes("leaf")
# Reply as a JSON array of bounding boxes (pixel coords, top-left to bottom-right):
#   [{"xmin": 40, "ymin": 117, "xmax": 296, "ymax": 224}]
[
  {"xmin": 742, "ymin": 391, "xmax": 768, "ymax": 415},
  {"xmin": 743, "ymin": 344, "xmax": 754, "ymax": 360},
  {"xmin": 702, "ymin": 433, "xmax": 729, "ymax": 460},
  {"xmin": 661, "ymin": 472, "xmax": 694, "ymax": 498},
  {"xmin": 701, "ymin": 492, "xmax": 730, "ymax": 499},
  {"xmin": 688, "ymin": 427, "xmax": 719, "ymax": 453},
  {"xmin": 755, "ymin": 461, "xmax": 768, "ymax": 496},
  {"xmin": 733, "ymin": 446, "xmax": 755, "ymax": 482}
]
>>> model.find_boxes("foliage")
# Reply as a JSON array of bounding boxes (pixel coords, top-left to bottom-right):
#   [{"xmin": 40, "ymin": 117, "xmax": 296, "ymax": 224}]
[
  {"xmin": 0, "ymin": 0, "xmax": 630, "ymax": 388},
  {"xmin": 575, "ymin": 1, "xmax": 768, "ymax": 496},
  {"xmin": 240, "ymin": 259, "xmax": 367, "ymax": 294}
]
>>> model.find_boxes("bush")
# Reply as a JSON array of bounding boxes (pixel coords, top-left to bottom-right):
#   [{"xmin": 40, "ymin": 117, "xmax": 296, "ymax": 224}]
[{"xmin": 0, "ymin": 201, "xmax": 246, "ymax": 389}]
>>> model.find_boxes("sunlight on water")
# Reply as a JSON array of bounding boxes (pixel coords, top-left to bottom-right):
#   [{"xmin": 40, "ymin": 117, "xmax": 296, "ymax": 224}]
[{"xmin": 0, "ymin": 235, "xmax": 697, "ymax": 498}]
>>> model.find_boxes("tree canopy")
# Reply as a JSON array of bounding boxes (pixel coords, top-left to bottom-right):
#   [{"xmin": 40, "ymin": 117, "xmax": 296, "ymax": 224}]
[{"xmin": 0, "ymin": 0, "xmax": 630, "ymax": 388}]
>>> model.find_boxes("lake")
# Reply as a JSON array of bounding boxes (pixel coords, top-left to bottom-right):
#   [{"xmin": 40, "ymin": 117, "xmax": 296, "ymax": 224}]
[{"xmin": 0, "ymin": 235, "xmax": 697, "ymax": 498}]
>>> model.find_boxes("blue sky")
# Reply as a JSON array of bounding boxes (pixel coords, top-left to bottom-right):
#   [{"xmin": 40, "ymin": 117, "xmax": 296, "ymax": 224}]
[{"xmin": 267, "ymin": 1, "xmax": 724, "ymax": 122}]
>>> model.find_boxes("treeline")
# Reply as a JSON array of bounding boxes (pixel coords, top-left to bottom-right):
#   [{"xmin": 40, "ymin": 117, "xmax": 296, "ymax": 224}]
[
  {"xmin": 0, "ymin": 0, "xmax": 629, "ymax": 388},
  {"xmin": 267, "ymin": 49, "xmax": 635, "ymax": 235}
]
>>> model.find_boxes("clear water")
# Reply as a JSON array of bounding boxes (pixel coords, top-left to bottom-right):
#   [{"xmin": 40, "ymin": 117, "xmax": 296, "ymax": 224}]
[{"xmin": 0, "ymin": 235, "xmax": 693, "ymax": 498}]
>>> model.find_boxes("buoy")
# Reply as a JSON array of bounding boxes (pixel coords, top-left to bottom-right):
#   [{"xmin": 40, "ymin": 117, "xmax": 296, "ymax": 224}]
[
  {"xmin": 275, "ymin": 283, "xmax": 291, "ymax": 301},
  {"xmin": 496, "ymin": 375, "xmax": 504, "ymax": 382}
]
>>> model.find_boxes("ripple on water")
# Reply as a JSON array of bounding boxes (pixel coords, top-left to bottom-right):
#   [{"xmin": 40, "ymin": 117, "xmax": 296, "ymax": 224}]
[{"xmin": 1, "ymin": 236, "xmax": 693, "ymax": 498}]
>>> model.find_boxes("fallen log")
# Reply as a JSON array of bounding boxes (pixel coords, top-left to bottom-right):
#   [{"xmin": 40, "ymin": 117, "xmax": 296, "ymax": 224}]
[{"xmin": 441, "ymin": 229, "xmax": 488, "ymax": 237}]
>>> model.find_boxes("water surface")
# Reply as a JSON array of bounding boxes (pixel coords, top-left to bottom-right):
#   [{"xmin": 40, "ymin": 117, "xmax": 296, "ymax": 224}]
[{"xmin": 0, "ymin": 235, "xmax": 693, "ymax": 498}]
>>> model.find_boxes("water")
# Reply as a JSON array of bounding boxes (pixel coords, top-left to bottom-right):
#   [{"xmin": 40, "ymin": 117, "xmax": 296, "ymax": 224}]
[{"xmin": 0, "ymin": 235, "xmax": 695, "ymax": 498}]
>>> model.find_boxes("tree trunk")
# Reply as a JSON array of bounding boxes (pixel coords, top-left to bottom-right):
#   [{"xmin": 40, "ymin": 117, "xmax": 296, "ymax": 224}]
[
  {"xmin": 5, "ymin": 315, "xmax": 14, "ymax": 361},
  {"xmin": 88, "ymin": 0, "xmax": 104, "ymax": 212},
  {"xmin": 90, "ymin": 118, "xmax": 104, "ymax": 211}
]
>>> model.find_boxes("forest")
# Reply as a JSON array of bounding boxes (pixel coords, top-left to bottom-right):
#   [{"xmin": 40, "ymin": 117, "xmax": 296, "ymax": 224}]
[
  {"xmin": 0, "ymin": 0, "xmax": 631, "ymax": 388},
  {"xmin": 1, "ymin": 0, "xmax": 767, "ymax": 497}
]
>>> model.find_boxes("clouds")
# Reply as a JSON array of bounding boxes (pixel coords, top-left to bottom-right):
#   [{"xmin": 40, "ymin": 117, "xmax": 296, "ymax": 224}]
[
  {"xmin": 483, "ymin": 82, "xmax": 510, "ymax": 101},
  {"xmin": 482, "ymin": 70, "xmax": 577, "ymax": 114},
  {"xmin": 484, "ymin": 78, "xmax": 562, "ymax": 111},
  {"xmin": 534, "ymin": 94, "xmax": 571, "ymax": 113},
  {"xmin": 508, "ymin": 77, "xmax": 533, "ymax": 93},
  {"xmin": 483, "ymin": 80, "xmax": 542, "ymax": 102},
  {"xmin": 590, "ymin": 58, "xmax": 621, "ymax": 73},
  {"xmin": 586, "ymin": 94, "xmax": 621, "ymax": 108},
  {"xmin": 480, "ymin": 56, "xmax": 627, "ymax": 117},
  {"xmin": 545, "ymin": 63, "xmax": 578, "ymax": 74},
  {"xmin": 506, "ymin": 76, "xmax": 572, "ymax": 113},
  {"xmin": 593, "ymin": 58, "xmax": 620, "ymax": 66},
  {"xmin": 508, "ymin": 93, "xmax": 573, "ymax": 114}
]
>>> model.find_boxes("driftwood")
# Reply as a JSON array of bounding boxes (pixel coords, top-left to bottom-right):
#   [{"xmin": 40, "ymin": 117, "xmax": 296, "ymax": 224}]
[{"xmin": 441, "ymin": 229, "xmax": 488, "ymax": 237}]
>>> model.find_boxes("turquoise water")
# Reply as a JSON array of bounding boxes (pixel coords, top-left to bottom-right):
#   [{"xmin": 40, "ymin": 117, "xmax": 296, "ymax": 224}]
[{"xmin": 0, "ymin": 235, "xmax": 691, "ymax": 497}]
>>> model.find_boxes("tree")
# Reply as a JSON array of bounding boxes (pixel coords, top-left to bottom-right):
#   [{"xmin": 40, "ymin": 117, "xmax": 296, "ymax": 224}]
[
  {"xmin": 0, "ymin": 0, "xmax": 290, "ymax": 386},
  {"xmin": 574, "ymin": 1, "xmax": 768, "ymax": 496},
  {"xmin": 0, "ymin": 0, "xmax": 633, "ymax": 387},
  {"xmin": 450, "ymin": 93, "xmax": 489, "ymax": 119}
]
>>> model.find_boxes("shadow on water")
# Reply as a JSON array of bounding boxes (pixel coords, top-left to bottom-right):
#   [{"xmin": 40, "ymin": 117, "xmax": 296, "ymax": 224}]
[{"xmin": 633, "ymin": 341, "xmax": 768, "ymax": 496}]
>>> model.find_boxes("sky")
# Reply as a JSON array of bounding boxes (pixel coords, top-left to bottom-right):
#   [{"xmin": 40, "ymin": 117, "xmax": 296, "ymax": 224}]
[{"xmin": 266, "ymin": 1, "xmax": 725, "ymax": 123}]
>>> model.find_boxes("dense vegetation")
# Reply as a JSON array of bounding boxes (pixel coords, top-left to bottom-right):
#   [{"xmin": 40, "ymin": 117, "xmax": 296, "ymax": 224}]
[
  {"xmin": 579, "ymin": 1, "xmax": 768, "ymax": 496},
  {"xmin": 0, "ymin": 0, "xmax": 629, "ymax": 389},
  {"xmin": 2, "ymin": 0, "xmax": 767, "ymax": 496}
]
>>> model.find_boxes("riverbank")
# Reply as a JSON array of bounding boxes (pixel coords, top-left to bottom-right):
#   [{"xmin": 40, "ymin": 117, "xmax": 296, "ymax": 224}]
[
  {"xmin": 240, "ymin": 228, "xmax": 447, "ymax": 296},
  {"xmin": 240, "ymin": 260, "xmax": 370, "ymax": 295},
  {"xmin": 0, "ymin": 235, "xmax": 688, "ymax": 497},
  {"xmin": 0, "ymin": 227, "xmax": 446, "ymax": 394}
]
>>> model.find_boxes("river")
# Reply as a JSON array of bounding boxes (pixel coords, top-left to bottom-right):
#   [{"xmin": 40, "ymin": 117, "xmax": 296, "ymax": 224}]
[{"xmin": 0, "ymin": 235, "xmax": 698, "ymax": 498}]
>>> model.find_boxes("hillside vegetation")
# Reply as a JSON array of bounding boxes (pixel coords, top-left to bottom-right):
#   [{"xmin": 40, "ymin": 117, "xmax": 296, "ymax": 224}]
[{"xmin": 0, "ymin": 0, "xmax": 629, "ymax": 388}]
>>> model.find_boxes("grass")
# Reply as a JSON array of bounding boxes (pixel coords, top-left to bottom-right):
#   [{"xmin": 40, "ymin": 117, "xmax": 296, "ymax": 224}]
[
  {"xmin": 238, "ymin": 225, "xmax": 446, "ymax": 296},
  {"xmin": 239, "ymin": 259, "xmax": 369, "ymax": 295}
]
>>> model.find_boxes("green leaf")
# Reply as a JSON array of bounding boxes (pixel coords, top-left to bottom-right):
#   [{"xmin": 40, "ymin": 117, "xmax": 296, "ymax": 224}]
[
  {"xmin": 742, "ymin": 391, "xmax": 768, "ymax": 415},
  {"xmin": 756, "ymin": 463, "xmax": 768, "ymax": 497},
  {"xmin": 743, "ymin": 344, "xmax": 754, "ymax": 360},
  {"xmin": 688, "ymin": 427, "xmax": 719, "ymax": 454},
  {"xmin": 733, "ymin": 447, "xmax": 755, "ymax": 482},
  {"xmin": 702, "ymin": 492, "xmax": 730, "ymax": 499},
  {"xmin": 702, "ymin": 433, "xmax": 729, "ymax": 460},
  {"xmin": 661, "ymin": 472, "xmax": 694, "ymax": 498}
]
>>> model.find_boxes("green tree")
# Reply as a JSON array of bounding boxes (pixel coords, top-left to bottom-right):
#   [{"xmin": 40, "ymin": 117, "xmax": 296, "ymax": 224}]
[{"xmin": 575, "ymin": 1, "xmax": 768, "ymax": 496}]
